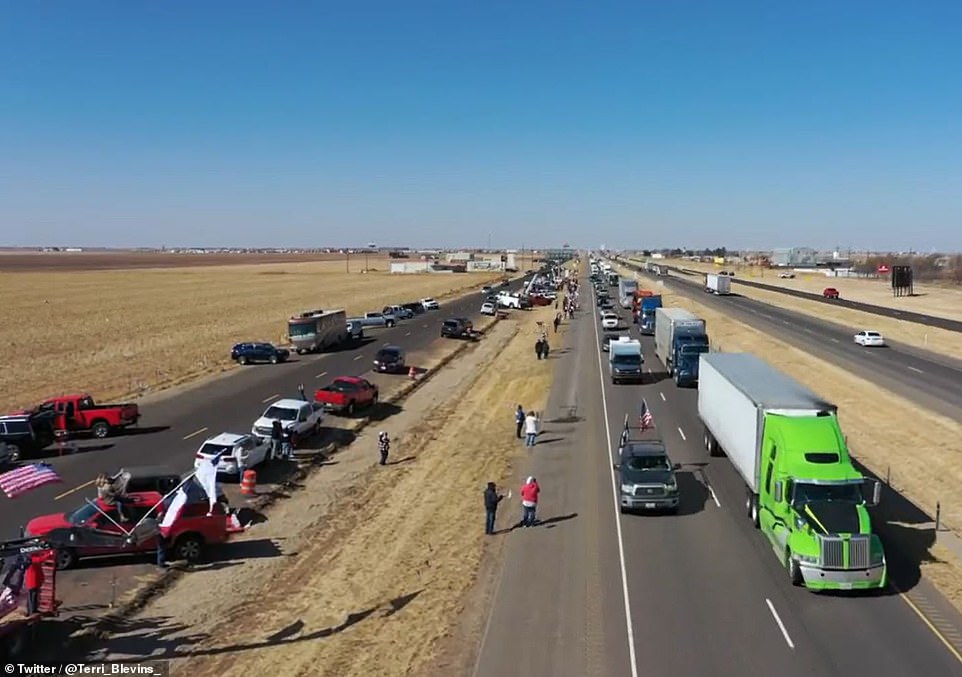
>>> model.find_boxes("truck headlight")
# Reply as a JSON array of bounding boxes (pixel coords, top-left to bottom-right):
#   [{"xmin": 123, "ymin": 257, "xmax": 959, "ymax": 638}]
[
  {"xmin": 797, "ymin": 554, "xmax": 818, "ymax": 565},
  {"xmin": 621, "ymin": 484, "xmax": 634, "ymax": 494},
  {"xmin": 665, "ymin": 479, "xmax": 678, "ymax": 493}
]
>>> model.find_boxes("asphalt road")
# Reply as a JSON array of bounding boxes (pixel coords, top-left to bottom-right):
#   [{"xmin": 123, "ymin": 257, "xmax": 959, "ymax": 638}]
[
  {"xmin": 475, "ymin": 269, "xmax": 962, "ymax": 677},
  {"xmin": 2, "ymin": 276, "xmax": 531, "ymax": 544},
  {"xmin": 621, "ymin": 261, "xmax": 962, "ymax": 423}
]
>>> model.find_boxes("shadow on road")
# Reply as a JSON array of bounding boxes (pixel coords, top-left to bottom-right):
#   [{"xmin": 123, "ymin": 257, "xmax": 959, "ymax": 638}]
[
  {"xmin": 118, "ymin": 426, "xmax": 171, "ymax": 438},
  {"xmin": 536, "ymin": 512, "xmax": 578, "ymax": 528},
  {"xmin": 676, "ymin": 471, "xmax": 708, "ymax": 517}
]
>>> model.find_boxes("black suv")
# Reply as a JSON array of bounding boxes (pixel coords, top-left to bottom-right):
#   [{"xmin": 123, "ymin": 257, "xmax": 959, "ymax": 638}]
[
  {"xmin": 615, "ymin": 440, "xmax": 680, "ymax": 514},
  {"xmin": 231, "ymin": 342, "xmax": 290, "ymax": 365},
  {"xmin": 441, "ymin": 318, "xmax": 474, "ymax": 339},
  {"xmin": 374, "ymin": 346, "xmax": 406, "ymax": 373},
  {"xmin": 0, "ymin": 412, "xmax": 57, "ymax": 462}
]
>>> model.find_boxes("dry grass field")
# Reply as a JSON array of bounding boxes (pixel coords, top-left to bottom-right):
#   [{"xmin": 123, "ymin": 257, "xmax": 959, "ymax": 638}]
[
  {"xmin": 0, "ymin": 255, "xmax": 536, "ymax": 412},
  {"xmin": 100, "ymin": 304, "xmax": 565, "ymax": 676},
  {"xmin": 628, "ymin": 258, "xmax": 962, "ymax": 361},
  {"xmin": 654, "ymin": 257, "xmax": 962, "ymax": 321}
]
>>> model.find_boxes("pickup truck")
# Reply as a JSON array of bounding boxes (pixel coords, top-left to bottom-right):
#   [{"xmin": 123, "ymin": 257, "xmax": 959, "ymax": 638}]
[
  {"xmin": 314, "ymin": 377, "xmax": 379, "ymax": 415},
  {"xmin": 32, "ymin": 393, "xmax": 140, "ymax": 439},
  {"xmin": 441, "ymin": 318, "xmax": 474, "ymax": 339},
  {"xmin": 383, "ymin": 305, "xmax": 414, "ymax": 320},
  {"xmin": 350, "ymin": 312, "xmax": 397, "ymax": 328},
  {"xmin": 251, "ymin": 398, "xmax": 324, "ymax": 445}
]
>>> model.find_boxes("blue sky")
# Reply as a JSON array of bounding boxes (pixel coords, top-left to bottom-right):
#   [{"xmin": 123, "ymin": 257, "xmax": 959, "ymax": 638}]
[{"xmin": 2, "ymin": 1, "xmax": 960, "ymax": 251}]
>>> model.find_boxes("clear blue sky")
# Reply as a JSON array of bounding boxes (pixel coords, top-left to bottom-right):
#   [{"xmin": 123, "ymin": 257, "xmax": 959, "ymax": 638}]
[{"xmin": 2, "ymin": 1, "xmax": 960, "ymax": 251}]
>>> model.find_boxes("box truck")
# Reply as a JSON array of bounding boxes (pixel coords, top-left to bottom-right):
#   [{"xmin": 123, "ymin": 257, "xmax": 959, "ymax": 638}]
[
  {"xmin": 698, "ymin": 353, "xmax": 886, "ymax": 591},
  {"xmin": 287, "ymin": 309, "xmax": 349, "ymax": 354},
  {"xmin": 618, "ymin": 278, "xmax": 639, "ymax": 309},
  {"xmin": 653, "ymin": 308, "xmax": 708, "ymax": 386},
  {"xmin": 609, "ymin": 337, "xmax": 644, "ymax": 384},
  {"xmin": 705, "ymin": 274, "xmax": 731, "ymax": 295}
]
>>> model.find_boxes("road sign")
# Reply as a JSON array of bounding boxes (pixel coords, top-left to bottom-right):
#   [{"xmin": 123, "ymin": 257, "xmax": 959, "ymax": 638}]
[{"xmin": 877, "ymin": 264, "xmax": 890, "ymax": 274}]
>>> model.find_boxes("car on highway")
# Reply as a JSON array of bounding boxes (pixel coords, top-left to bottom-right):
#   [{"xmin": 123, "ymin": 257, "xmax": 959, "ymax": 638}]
[
  {"xmin": 251, "ymin": 398, "xmax": 324, "ymax": 444},
  {"xmin": 401, "ymin": 301, "xmax": 426, "ymax": 316},
  {"xmin": 24, "ymin": 393, "xmax": 141, "ymax": 440},
  {"xmin": 823, "ymin": 287, "xmax": 840, "ymax": 299},
  {"xmin": 778, "ymin": 272, "xmax": 795, "ymax": 279},
  {"xmin": 600, "ymin": 332, "xmax": 629, "ymax": 352},
  {"xmin": 480, "ymin": 302, "xmax": 497, "ymax": 316},
  {"xmin": 314, "ymin": 377, "xmax": 379, "ymax": 415},
  {"xmin": 383, "ymin": 305, "xmax": 414, "ymax": 320},
  {"xmin": 0, "ymin": 412, "xmax": 56, "ymax": 462},
  {"xmin": 600, "ymin": 312, "xmax": 620, "ymax": 330},
  {"xmin": 356, "ymin": 312, "xmax": 397, "ymax": 328},
  {"xmin": 194, "ymin": 432, "xmax": 272, "ymax": 478},
  {"xmin": 481, "ymin": 285, "xmax": 493, "ymax": 294},
  {"xmin": 441, "ymin": 317, "xmax": 474, "ymax": 339},
  {"xmin": 373, "ymin": 346, "xmax": 407, "ymax": 374},
  {"xmin": 616, "ymin": 440, "xmax": 680, "ymax": 514},
  {"xmin": 346, "ymin": 319, "xmax": 365, "ymax": 343},
  {"xmin": 420, "ymin": 298, "xmax": 440, "ymax": 311},
  {"xmin": 25, "ymin": 490, "xmax": 230, "ymax": 569},
  {"xmin": 854, "ymin": 330, "xmax": 886, "ymax": 347},
  {"xmin": 230, "ymin": 342, "xmax": 290, "ymax": 366}
]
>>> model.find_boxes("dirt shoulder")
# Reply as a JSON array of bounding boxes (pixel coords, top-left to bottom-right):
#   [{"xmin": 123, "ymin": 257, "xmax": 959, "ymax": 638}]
[{"xmin": 91, "ymin": 304, "xmax": 567, "ymax": 675}]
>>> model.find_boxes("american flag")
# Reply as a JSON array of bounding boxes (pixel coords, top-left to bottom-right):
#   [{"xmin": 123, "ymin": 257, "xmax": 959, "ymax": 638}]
[
  {"xmin": 0, "ymin": 463, "xmax": 62, "ymax": 499},
  {"xmin": 639, "ymin": 399, "xmax": 654, "ymax": 431}
]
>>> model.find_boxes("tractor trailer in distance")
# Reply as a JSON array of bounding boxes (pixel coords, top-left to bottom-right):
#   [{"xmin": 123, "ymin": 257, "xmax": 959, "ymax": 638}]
[
  {"xmin": 654, "ymin": 307, "xmax": 708, "ymax": 386},
  {"xmin": 697, "ymin": 353, "xmax": 886, "ymax": 591},
  {"xmin": 705, "ymin": 274, "xmax": 731, "ymax": 295},
  {"xmin": 618, "ymin": 278, "xmax": 639, "ymax": 309}
]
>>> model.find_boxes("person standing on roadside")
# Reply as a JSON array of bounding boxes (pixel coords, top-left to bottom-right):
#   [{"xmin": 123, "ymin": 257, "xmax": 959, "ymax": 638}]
[
  {"xmin": 24, "ymin": 552, "xmax": 49, "ymax": 615},
  {"xmin": 520, "ymin": 476, "xmax": 540, "ymax": 527},
  {"xmin": 553, "ymin": 313, "xmax": 561, "ymax": 334},
  {"xmin": 524, "ymin": 411, "xmax": 539, "ymax": 447},
  {"xmin": 535, "ymin": 337, "xmax": 544, "ymax": 360},
  {"xmin": 270, "ymin": 419, "xmax": 284, "ymax": 460},
  {"xmin": 378, "ymin": 431, "xmax": 391, "ymax": 466},
  {"xmin": 298, "ymin": 383, "xmax": 307, "ymax": 401},
  {"xmin": 515, "ymin": 405, "xmax": 525, "ymax": 439},
  {"xmin": 484, "ymin": 481, "xmax": 505, "ymax": 535}
]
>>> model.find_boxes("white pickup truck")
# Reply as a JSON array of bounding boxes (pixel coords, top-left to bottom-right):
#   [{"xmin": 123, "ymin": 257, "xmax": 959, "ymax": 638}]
[{"xmin": 251, "ymin": 398, "xmax": 324, "ymax": 442}]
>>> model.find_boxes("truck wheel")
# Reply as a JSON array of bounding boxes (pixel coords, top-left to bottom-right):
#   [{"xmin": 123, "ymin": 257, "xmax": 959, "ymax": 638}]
[
  {"xmin": 239, "ymin": 355, "xmax": 248, "ymax": 364},
  {"xmin": 787, "ymin": 550, "xmax": 803, "ymax": 586},
  {"xmin": 346, "ymin": 402, "xmax": 356, "ymax": 416},
  {"xmin": 7, "ymin": 443, "xmax": 22, "ymax": 463},
  {"xmin": 174, "ymin": 534, "xmax": 205, "ymax": 563},
  {"xmin": 387, "ymin": 320, "xmax": 395, "ymax": 327},
  {"xmin": 370, "ymin": 393, "xmax": 378, "ymax": 408},
  {"xmin": 747, "ymin": 494, "xmax": 760, "ymax": 528},
  {"xmin": 91, "ymin": 421, "xmax": 110, "ymax": 439},
  {"xmin": 55, "ymin": 547, "xmax": 77, "ymax": 571},
  {"xmin": 270, "ymin": 355, "xmax": 278, "ymax": 364}
]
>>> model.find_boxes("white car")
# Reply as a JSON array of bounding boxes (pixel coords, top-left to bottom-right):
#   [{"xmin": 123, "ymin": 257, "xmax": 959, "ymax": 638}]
[
  {"xmin": 779, "ymin": 272, "xmax": 795, "ymax": 279},
  {"xmin": 252, "ymin": 398, "xmax": 324, "ymax": 442},
  {"xmin": 480, "ymin": 302, "xmax": 497, "ymax": 316},
  {"xmin": 194, "ymin": 432, "xmax": 272, "ymax": 478},
  {"xmin": 854, "ymin": 331, "xmax": 885, "ymax": 347},
  {"xmin": 601, "ymin": 312, "xmax": 620, "ymax": 329},
  {"xmin": 420, "ymin": 297, "xmax": 440, "ymax": 311}
]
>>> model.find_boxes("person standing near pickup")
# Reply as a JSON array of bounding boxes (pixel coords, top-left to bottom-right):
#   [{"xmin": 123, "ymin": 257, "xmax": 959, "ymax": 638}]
[
  {"xmin": 378, "ymin": 431, "xmax": 391, "ymax": 466},
  {"xmin": 270, "ymin": 419, "xmax": 284, "ymax": 460},
  {"xmin": 515, "ymin": 405, "xmax": 525, "ymax": 439}
]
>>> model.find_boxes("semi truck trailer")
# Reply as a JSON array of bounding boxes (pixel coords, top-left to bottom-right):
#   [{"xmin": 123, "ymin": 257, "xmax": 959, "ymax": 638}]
[
  {"xmin": 653, "ymin": 307, "xmax": 708, "ymax": 386},
  {"xmin": 618, "ymin": 278, "xmax": 639, "ymax": 309},
  {"xmin": 705, "ymin": 273, "xmax": 731, "ymax": 295},
  {"xmin": 697, "ymin": 352, "xmax": 886, "ymax": 591}
]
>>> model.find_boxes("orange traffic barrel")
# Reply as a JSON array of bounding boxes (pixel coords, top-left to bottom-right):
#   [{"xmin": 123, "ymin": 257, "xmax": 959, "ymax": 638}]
[{"xmin": 240, "ymin": 469, "xmax": 257, "ymax": 495}]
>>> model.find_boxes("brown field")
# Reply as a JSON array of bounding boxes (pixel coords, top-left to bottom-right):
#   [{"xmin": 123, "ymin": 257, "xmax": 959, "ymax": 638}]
[
  {"xmin": 630, "ymin": 258, "xmax": 962, "ymax": 361},
  {"xmin": 0, "ymin": 255, "xmax": 537, "ymax": 412},
  {"xmin": 100, "ymin": 304, "xmax": 565, "ymax": 675},
  {"xmin": 653, "ymin": 257, "xmax": 962, "ymax": 321}
]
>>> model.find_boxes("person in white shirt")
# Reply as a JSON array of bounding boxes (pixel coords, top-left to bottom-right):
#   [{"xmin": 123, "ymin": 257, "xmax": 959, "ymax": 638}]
[{"xmin": 524, "ymin": 411, "xmax": 539, "ymax": 447}]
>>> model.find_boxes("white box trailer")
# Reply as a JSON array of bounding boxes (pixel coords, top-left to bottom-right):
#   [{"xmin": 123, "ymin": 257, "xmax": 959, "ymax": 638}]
[
  {"xmin": 705, "ymin": 274, "xmax": 731, "ymax": 295},
  {"xmin": 697, "ymin": 353, "xmax": 836, "ymax": 492},
  {"xmin": 287, "ymin": 309, "xmax": 349, "ymax": 354}
]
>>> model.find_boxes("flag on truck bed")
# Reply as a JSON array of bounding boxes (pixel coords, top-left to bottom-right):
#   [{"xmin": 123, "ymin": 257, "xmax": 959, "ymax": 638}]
[
  {"xmin": 0, "ymin": 463, "xmax": 62, "ymax": 498},
  {"xmin": 639, "ymin": 399, "xmax": 654, "ymax": 431}
]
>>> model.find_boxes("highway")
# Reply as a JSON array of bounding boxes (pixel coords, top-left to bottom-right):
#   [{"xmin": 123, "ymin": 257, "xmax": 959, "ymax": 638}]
[
  {"xmin": 474, "ymin": 268, "xmax": 962, "ymax": 677},
  {"xmin": 618, "ymin": 260, "xmax": 962, "ymax": 423},
  {"xmin": 1, "ymin": 275, "xmax": 531, "ymax": 544}
]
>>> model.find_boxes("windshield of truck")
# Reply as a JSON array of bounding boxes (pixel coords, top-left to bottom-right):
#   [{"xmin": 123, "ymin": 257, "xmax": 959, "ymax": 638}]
[
  {"xmin": 613, "ymin": 354, "xmax": 642, "ymax": 366},
  {"xmin": 264, "ymin": 405, "xmax": 297, "ymax": 421},
  {"xmin": 288, "ymin": 322, "xmax": 315, "ymax": 338},
  {"xmin": 680, "ymin": 344, "xmax": 709, "ymax": 356},
  {"xmin": 626, "ymin": 455, "xmax": 670, "ymax": 471},
  {"xmin": 791, "ymin": 482, "xmax": 864, "ymax": 506},
  {"xmin": 67, "ymin": 502, "xmax": 101, "ymax": 525}
]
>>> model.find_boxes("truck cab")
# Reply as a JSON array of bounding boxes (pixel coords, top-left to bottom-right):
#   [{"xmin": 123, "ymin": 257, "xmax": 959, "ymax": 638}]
[
  {"xmin": 671, "ymin": 335, "xmax": 709, "ymax": 386},
  {"xmin": 637, "ymin": 295, "xmax": 662, "ymax": 335}
]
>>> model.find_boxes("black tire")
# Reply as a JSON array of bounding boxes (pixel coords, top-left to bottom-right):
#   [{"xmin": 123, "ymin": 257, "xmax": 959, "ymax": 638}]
[
  {"xmin": 346, "ymin": 401, "xmax": 356, "ymax": 416},
  {"xmin": 173, "ymin": 534, "xmax": 204, "ymax": 563},
  {"xmin": 788, "ymin": 550, "xmax": 803, "ymax": 586},
  {"xmin": 55, "ymin": 547, "xmax": 77, "ymax": 571},
  {"xmin": 7, "ymin": 443, "xmax": 22, "ymax": 463},
  {"xmin": 270, "ymin": 354, "xmax": 278, "ymax": 364},
  {"xmin": 747, "ymin": 493, "xmax": 760, "ymax": 528},
  {"xmin": 387, "ymin": 320, "xmax": 395, "ymax": 327},
  {"xmin": 91, "ymin": 420, "xmax": 110, "ymax": 439},
  {"xmin": 239, "ymin": 355, "xmax": 249, "ymax": 365},
  {"xmin": 370, "ymin": 393, "xmax": 379, "ymax": 408}
]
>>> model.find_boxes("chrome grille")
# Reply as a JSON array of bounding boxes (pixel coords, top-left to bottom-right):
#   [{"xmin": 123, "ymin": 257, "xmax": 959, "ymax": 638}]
[
  {"xmin": 255, "ymin": 426, "xmax": 273, "ymax": 437},
  {"xmin": 849, "ymin": 535, "xmax": 871, "ymax": 569},
  {"xmin": 634, "ymin": 485, "xmax": 665, "ymax": 498},
  {"xmin": 820, "ymin": 536, "xmax": 845, "ymax": 569}
]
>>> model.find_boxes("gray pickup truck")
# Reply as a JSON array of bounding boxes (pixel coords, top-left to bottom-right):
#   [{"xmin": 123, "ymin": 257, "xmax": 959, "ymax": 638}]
[
  {"xmin": 348, "ymin": 311, "xmax": 397, "ymax": 328},
  {"xmin": 616, "ymin": 440, "xmax": 680, "ymax": 514}
]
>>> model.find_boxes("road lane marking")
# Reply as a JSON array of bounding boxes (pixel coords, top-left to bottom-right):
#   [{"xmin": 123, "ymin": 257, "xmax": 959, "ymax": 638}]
[
  {"xmin": 766, "ymin": 598, "xmax": 795, "ymax": 649},
  {"xmin": 894, "ymin": 584, "xmax": 962, "ymax": 664},
  {"xmin": 182, "ymin": 426, "xmax": 208, "ymax": 440},
  {"xmin": 908, "ymin": 366, "xmax": 924, "ymax": 374},
  {"xmin": 660, "ymin": 392, "xmax": 666, "ymax": 401},
  {"xmin": 54, "ymin": 479, "xmax": 96, "ymax": 501},
  {"xmin": 315, "ymin": 371, "xmax": 328, "ymax": 379},
  {"xmin": 592, "ymin": 293, "xmax": 640, "ymax": 677},
  {"xmin": 353, "ymin": 355, "xmax": 363, "ymax": 361},
  {"xmin": 708, "ymin": 485, "xmax": 721, "ymax": 508},
  {"xmin": 261, "ymin": 394, "xmax": 279, "ymax": 403},
  {"xmin": 830, "ymin": 338, "xmax": 840, "ymax": 343},
  {"xmin": 677, "ymin": 427, "xmax": 687, "ymax": 441},
  {"xmin": 405, "ymin": 331, "xmax": 412, "ymax": 336},
  {"xmin": 782, "ymin": 320, "xmax": 791, "ymax": 325},
  {"xmin": 423, "ymin": 323, "xmax": 429, "ymax": 328}
]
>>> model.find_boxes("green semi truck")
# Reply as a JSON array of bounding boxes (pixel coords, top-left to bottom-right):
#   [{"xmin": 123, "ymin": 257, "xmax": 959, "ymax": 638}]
[{"xmin": 698, "ymin": 352, "xmax": 886, "ymax": 591}]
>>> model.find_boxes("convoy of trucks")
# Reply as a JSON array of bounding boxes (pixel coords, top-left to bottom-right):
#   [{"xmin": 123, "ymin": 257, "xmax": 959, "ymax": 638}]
[
  {"xmin": 287, "ymin": 309, "xmax": 349, "ymax": 354},
  {"xmin": 697, "ymin": 353, "xmax": 886, "ymax": 591},
  {"xmin": 705, "ymin": 273, "xmax": 732, "ymax": 295},
  {"xmin": 653, "ymin": 307, "xmax": 709, "ymax": 386}
]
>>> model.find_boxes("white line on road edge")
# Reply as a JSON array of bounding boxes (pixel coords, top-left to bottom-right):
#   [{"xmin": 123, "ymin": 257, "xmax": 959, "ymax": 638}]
[
  {"xmin": 592, "ymin": 302, "xmax": 640, "ymax": 677},
  {"xmin": 708, "ymin": 485, "xmax": 721, "ymax": 508},
  {"xmin": 261, "ymin": 394, "xmax": 279, "ymax": 403},
  {"xmin": 660, "ymin": 392, "xmax": 666, "ymax": 401},
  {"xmin": 182, "ymin": 426, "xmax": 208, "ymax": 440},
  {"xmin": 782, "ymin": 320, "xmax": 791, "ymax": 325},
  {"xmin": 766, "ymin": 598, "xmax": 795, "ymax": 649},
  {"xmin": 353, "ymin": 355, "xmax": 363, "ymax": 361},
  {"xmin": 405, "ymin": 331, "xmax": 412, "ymax": 336},
  {"xmin": 908, "ymin": 366, "xmax": 924, "ymax": 374},
  {"xmin": 315, "ymin": 371, "xmax": 328, "ymax": 379},
  {"xmin": 830, "ymin": 338, "xmax": 840, "ymax": 343},
  {"xmin": 677, "ymin": 427, "xmax": 687, "ymax": 441}
]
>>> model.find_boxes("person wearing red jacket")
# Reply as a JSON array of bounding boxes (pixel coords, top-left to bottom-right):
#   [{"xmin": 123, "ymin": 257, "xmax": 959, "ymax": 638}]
[
  {"xmin": 24, "ymin": 551, "xmax": 52, "ymax": 616},
  {"xmin": 520, "ymin": 476, "xmax": 540, "ymax": 527}
]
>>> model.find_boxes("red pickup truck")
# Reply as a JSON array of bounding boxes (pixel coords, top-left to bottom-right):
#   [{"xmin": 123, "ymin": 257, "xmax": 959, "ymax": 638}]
[
  {"xmin": 314, "ymin": 377, "xmax": 379, "ymax": 416},
  {"xmin": 822, "ymin": 287, "xmax": 841, "ymax": 299},
  {"xmin": 34, "ymin": 393, "xmax": 140, "ymax": 439}
]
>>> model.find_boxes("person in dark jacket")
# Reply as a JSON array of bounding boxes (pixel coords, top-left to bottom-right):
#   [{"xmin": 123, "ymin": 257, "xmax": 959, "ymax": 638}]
[
  {"xmin": 270, "ymin": 419, "xmax": 284, "ymax": 460},
  {"xmin": 534, "ymin": 337, "xmax": 544, "ymax": 360},
  {"xmin": 484, "ymin": 482, "xmax": 505, "ymax": 535},
  {"xmin": 378, "ymin": 431, "xmax": 390, "ymax": 466},
  {"xmin": 515, "ymin": 405, "xmax": 525, "ymax": 439}
]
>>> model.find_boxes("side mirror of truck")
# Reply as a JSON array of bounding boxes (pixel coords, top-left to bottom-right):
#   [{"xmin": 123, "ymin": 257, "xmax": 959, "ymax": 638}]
[
  {"xmin": 773, "ymin": 481, "xmax": 783, "ymax": 504},
  {"xmin": 612, "ymin": 463, "xmax": 620, "ymax": 471},
  {"xmin": 867, "ymin": 480, "xmax": 881, "ymax": 507}
]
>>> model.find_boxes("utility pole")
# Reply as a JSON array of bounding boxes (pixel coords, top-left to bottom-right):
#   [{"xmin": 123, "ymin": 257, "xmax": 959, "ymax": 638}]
[{"xmin": 346, "ymin": 250, "xmax": 350, "ymax": 274}]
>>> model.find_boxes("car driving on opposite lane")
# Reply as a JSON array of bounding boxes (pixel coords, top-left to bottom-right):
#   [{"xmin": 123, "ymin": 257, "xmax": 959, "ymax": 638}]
[{"xmin": 854, "ymin": 330, "xmax": 886, "ymax": 347}]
